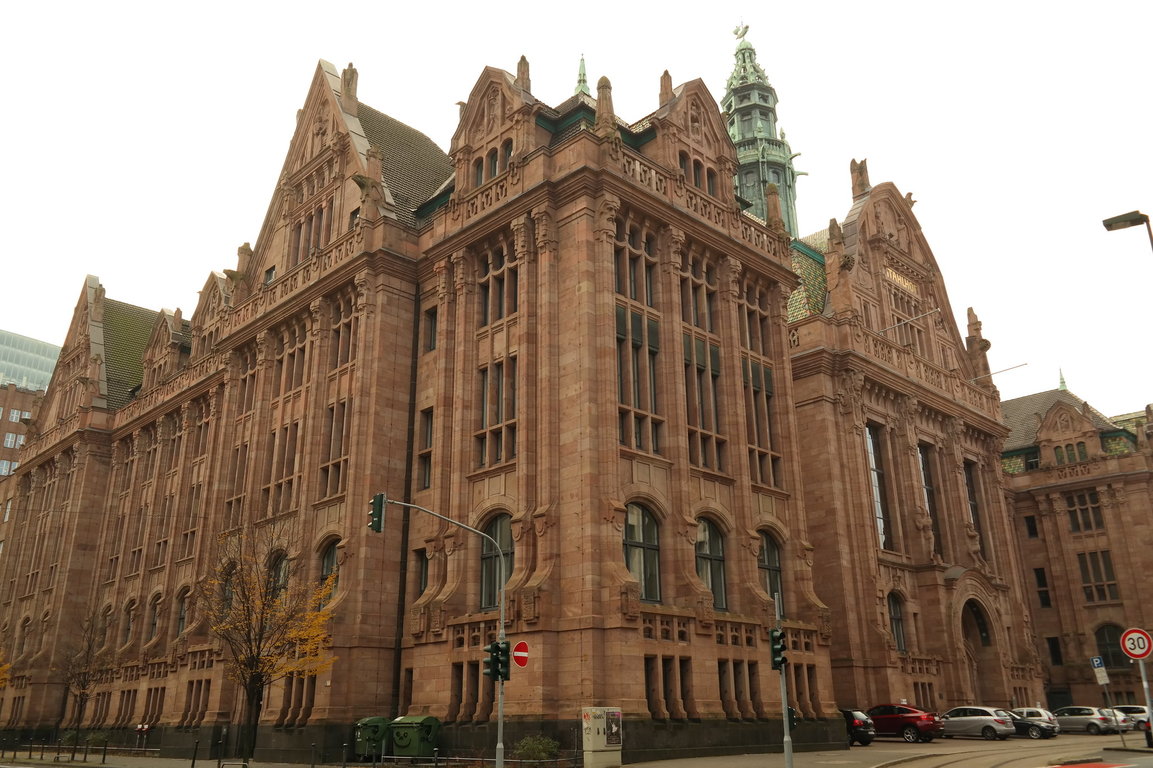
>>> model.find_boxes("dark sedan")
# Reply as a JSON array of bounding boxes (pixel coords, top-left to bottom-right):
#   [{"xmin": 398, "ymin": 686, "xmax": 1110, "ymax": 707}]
[
  {"xmin": 841, "ymin": 709, "xmax": 876, "ymax": 746},
  {"xmin": 1008, "ymin": 710, "xmax": 1058, "ymax": 739}
]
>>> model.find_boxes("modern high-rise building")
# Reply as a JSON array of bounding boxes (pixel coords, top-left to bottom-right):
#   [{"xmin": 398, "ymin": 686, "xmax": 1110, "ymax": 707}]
[{"xmin": 0, "ymin": 34, "xmax": 1047, "ymax": 763}]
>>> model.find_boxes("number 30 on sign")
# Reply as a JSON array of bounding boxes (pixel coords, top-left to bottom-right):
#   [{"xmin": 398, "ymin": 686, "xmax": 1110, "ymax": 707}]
[{"xmin": 1121, "ymin": 628, "xmax": 1153, "ymax": 660}]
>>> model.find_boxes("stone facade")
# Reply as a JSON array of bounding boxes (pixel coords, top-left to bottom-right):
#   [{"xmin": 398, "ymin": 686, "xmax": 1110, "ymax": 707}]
[
  {"xmin": 786, "ymin": 161, "xmax": 1044, "ymax": 713},
  {"xmin": 0, "ymin": 56, "xmax": 839, "ymax": 762},
  {"xmin": 1002, "ymin": 391, "xmax": 1153, "ymax": 709}
]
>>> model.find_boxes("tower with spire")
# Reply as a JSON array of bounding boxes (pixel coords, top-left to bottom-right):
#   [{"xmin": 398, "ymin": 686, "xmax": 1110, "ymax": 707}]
[{"xmin": 722, "ymin": 26, "xmax": 802, "ymax": 236}]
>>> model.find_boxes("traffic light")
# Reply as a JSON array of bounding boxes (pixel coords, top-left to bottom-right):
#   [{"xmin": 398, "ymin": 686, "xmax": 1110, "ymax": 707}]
[
  {"xmin": 482, "ymin": 640, "xmax": 511, "ymax": 681},
  {"xmin": 788, "ymin": 706, "xmax": 799, "ymax": 730},
  {"xmin": 368, "ymin": 493, "xmax": 386, "ymax": 533},
  {"xmin": 770, "ymin": 628, "xmax": 787, "ymax": 670}
]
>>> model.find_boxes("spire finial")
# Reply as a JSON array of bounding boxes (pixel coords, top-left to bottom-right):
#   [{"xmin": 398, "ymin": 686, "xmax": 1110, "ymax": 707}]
[
  {"xmin": 574, "ymin": 54, "xmax": 590, "ymax": 96},
  {"xmin": 733, "ymin": 21, "xmax": 749, "ymax": 41},
  {"xmin": 1059, "ymin": 369, "xmax": 1067, "ymax": 390}
]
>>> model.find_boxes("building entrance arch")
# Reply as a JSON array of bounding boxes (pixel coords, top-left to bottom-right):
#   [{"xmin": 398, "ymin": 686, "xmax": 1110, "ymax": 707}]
[{"xmin": 960, "ymin": 599, "xmax": 999, "ymax": 703}]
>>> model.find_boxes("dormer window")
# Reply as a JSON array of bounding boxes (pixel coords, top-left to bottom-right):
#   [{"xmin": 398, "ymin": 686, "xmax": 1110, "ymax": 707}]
[
  {"xmin": 473, "ymin": 158, "xmax": 484, "ymax": 187},
  {"xmin": 263, "ymin": 267, "xmax": 276, "ymax": 286},
  {"xmin": 501, "ymin": 140, "xmax": 513, "ymax": 171},
  {"xmin": 487, "ymin": 149, "xmax": 499, "ymax": 179}
]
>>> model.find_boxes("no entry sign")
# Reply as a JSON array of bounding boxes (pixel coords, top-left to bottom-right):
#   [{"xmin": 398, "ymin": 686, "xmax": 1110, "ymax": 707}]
[{"xmin": 512, "ymin": 640, "xmax": 529, "ymax": 668}]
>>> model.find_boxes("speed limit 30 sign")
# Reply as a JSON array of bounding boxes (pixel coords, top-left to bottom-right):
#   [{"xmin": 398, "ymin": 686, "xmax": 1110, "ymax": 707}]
[{"xmin": 1121, "ymin": 627, "xmax": 1153, "ymax": 660}]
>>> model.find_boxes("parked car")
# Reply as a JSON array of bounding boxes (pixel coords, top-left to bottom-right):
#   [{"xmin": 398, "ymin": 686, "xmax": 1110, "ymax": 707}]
[
  {"xmin": 1113, "ymin": 705, "xmax": 1151, "ymax": 732},
  {"xmin": 1052, "ymin": 706, "xmax": 1131, "ymax": 734},
  {"xmin": 1007, "ymin": 710, "xmax": 1058, "ymax": 739},
  {"xmin": 940, "ymin": 706, "xmax": 1015, "ymax": 740},
  {"xmin": 841, "ymin": 709, "xmax": 876, "ymax": 746},
  {"xmin": 1012, "ymin": 707, "xmax": 1061, "ymax": 734},
  {"xmin": 865, "ymin": 704, "xmax": 944, "ymax": 742}
]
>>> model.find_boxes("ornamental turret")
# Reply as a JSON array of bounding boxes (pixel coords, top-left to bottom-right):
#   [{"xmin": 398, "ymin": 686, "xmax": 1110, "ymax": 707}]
[{"xmin": 722, "ymin": 25, "xmax": 802, "ymax": 235}]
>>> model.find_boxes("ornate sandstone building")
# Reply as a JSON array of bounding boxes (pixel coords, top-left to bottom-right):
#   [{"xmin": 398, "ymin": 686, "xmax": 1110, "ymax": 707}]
[{"xmin": 0, "ymin": 35, "xmax": 1044, "ymax": 762}]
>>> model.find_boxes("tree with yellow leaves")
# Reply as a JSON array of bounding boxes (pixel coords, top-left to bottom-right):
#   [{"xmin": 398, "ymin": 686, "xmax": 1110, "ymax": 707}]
[
  {"xmin": 198, "ymin": 527, "xmax": 336, "ymax": 759},
  {"xmin": 0, "ymin": 647, "xmax": 10, "ymax": 690}
]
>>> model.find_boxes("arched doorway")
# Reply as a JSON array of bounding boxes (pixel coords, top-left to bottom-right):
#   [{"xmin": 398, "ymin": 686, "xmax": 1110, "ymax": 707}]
[{"xmin": 960, "ymin": 599, "xmax": 998, "ymax": 703}]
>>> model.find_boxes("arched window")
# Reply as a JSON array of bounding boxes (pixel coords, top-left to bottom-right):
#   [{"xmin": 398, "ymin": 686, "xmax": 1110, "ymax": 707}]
[
  {"xmin": 679, "ymin": 152, "xmax": 689, "ymax": 178},
  {"xmin": 887, "ymin": 592, "xmax": 907, "ymax": 652},
  {"xmin": 1077, "ymin": 442, "xmax": 1088, "ymax": 462},
  {"xmin": 706, "ymin": 168, "xmax": 717, "ymax": 196},
  {"xmin": 487, "ymin": 149, "xmax": 499, "ymax": 179},
  {"xmin": 321, "ymin": 539, "xmax": 340, "ymax": 593},
  {"xmin": 222, "ymin": 563, "xmax": 236, "ymax": 611},
  {"xmin": 758, "ymin": 532, "xmax": 784, "ymax": 617},
  {"xmin": 695, "ymin": 519, "xmax": 726, "ymax": 610},
  {"xmin": 175, "ymin": 589, "xmax": 190, "ymax": 636},
  {"xmin": 623, "ymin": 503, "xmax": 661, "ymax": 603},
  {"xmin": 147, "ymin": 595, "xmax": 161, "ymax": 642},
  {"xmin": 501, "ymin": 140, "xmax": 513, "ymax": 171},
  {"xmin": 473, "ymin": 158, "xmax": 484, "ymax": 187},
  {"xmin": 692, "ymin": 160, "xmax": 703, "ymax": 188},
  {"xmin": 1054, "ymin": 446, "xmax": 1065, "ymax": 465},
  {"xmin": 122, "ymin": 600, "xmax": 137, "ymax": 646},
  {"xmin": 481, "ymin": 513, "xmax": 513, "ymax": 610},
  {"xmin": 1096, "ymin": 624, "xmax": 1127, "ymax": 668},
  {"xmin": 268, "ymin": 553, "xmax": 289, "ymax": 599}
]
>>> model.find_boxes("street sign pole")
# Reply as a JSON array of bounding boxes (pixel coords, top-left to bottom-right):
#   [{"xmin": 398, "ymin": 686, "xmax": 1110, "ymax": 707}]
[
  {"xmin": 383, "ymin": 496, "xmax": 508, "ymax": 768},
  {"xmin": 775, "ymin": 593, "xmax": 792, "ymax": 768},
  {"xmin": 1120, "ymin": 627, "xmax": 1153, "ymax": 747}
]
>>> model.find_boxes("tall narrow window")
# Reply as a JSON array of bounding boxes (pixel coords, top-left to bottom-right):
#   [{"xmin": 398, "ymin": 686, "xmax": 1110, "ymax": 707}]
[
  {"xmin": 1077, "ymin": 550, "xmax": 1119, "ymax": 602},
  {"xmin": 623, "ymin": 503, "xmax": 661, "ymax": 603},
  {"xmin": 758, "ymin": 532, "xmax": 783, "ymax": 617},
  {"xmin": 175, "ymin": 589, "xmax": 189, "ymax": 636},
  {"xmin": 887, "ymin": 592, "xmax": 907, "ymax": 652},
  {"xmin": 480, "ymin": 514, "xmax": 513, "ymax": 610},
  {"xmin": 866, "ymin": 425, "xmax": 893, "ymax": 550},
  {"xmin": 1033, "ymin": 568, "xmax": 1051, "ymax": 608},
  {"xmin": 423, "ymin": 306, "xmax": 438, "ymax": 352},
  {"xmin": 695, "ymin": 519, "xmax": 726, "ymax": 610},
  {"xmin": 147, "ymin": 595, "xmax": 161, "ymax": 642},
  {"xmin": 417, "ymin": 408, "xmax": 434, "ymax": 490},
  {"xmin": 268, "ymin": 553, "xmax": 289, "ymax": 600},
  {"xmin": 321, "ymin": 540, "xmax": 340, "ymax": 596},
  {"xmin": 475, "ymin": 359, "xmax": 516, "ymax": 467},
  {"xmin": 963, "ymin": 461, "xmax": 985, "ymax": 558},
  {"xmin": 122, "ymin": 600, "xmax": 137, "ymax": 646},
  {"xmin": 918, "ymin": 445, "xmax": 943, "ymax": 557},
  {"xmin": 477, "ymin": 244, "xmax": 517, "ymax": 326},
  {"xmin": 683, "ymin": 334, "xmax": 724, "ymax": 471},
  {"xmin": 1046, "ymin": 637, "xmax": 1064, "ymax": 665}
]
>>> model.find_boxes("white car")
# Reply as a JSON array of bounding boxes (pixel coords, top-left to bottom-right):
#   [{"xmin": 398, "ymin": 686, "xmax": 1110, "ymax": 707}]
[{"xmin": 940, "ymin": 706, "xmax": 1015, "ymax": 740}]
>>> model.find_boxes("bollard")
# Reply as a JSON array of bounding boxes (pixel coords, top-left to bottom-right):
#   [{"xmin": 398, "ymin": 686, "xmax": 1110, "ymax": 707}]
[
  {"xmin": 40, "ymin": 740, "xmax": 46, "ymax": 759},
  {"xmin": 102, "ymin": 739, "xmax": 109, "ymax": 764},
  {"xmin": 341, "ymin": 742, "xmax": 347, "ymax": 768},
  {"xmin": 83, "ymin": 740, "xmax": 90, "ymax": 762},
  {"xmin": 57, "ymin": 738, "xmax": 63, "ymax": 758},
  {"xmin": 434, "ymin": 746, "xmax": 440, "ymax": 767},
  {"xmin": 29, "ymin": 740, "xmax": 34, "ymax": 758},
  {"xmin": 310, "ymin": 741, "xmax": 317, "ymax": 768},
  {"xmin": 192, "ymin": 738, "xmax": 200, "ymax": 768},
  {"xmin": 217, "ymin": 739, "xmax": 223, "ymax": 768}
]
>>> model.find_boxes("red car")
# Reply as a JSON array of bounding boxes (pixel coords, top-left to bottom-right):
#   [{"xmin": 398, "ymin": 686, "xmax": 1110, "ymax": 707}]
[{"xmin": 866, "ymin": 704, "xmax": 945, "ymax": 742}]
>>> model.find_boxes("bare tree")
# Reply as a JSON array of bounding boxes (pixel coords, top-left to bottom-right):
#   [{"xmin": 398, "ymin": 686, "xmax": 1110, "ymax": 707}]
[
  {"xmin": 57, "ymin": 615, "xmax": 108, "ymax": 733},
  {"xmin": 198, "ymin": 527, "xmax": 336, "ymax": 759}
]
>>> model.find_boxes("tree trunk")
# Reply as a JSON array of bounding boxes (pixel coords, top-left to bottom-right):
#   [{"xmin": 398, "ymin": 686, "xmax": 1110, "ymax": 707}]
[{"xmin": 241, "ymin": 684, "xmax": 264, "ymax": 759}]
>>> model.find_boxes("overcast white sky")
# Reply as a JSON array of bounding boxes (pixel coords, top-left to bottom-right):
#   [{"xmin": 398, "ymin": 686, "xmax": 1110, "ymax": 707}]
[{"xmin": 2, "ymin": 1, "xmax": 1150, "ymax": 417}]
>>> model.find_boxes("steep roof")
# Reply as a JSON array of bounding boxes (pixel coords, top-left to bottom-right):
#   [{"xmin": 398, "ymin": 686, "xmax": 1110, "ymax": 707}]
[
  {"xmin": 357, "ymin": 103, "xmax": 453, "ymax": 228},
  {"xmin": 102, "ymin": 299, "xmax": 157, "ymax": 410},
  {"xmin": 1001, "ymin": 388, "xmax": 1121, "ymax": 451}
]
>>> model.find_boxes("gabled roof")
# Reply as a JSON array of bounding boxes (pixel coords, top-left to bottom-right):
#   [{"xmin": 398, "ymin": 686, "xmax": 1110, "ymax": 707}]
[
  {"xmin": 357, "ymin": 103, "xmax": 453, "ymax": 227},
  {"xmin": 102, "ymin": 299, "xmax": 157, "ymax": 410},
  {"xmin": 1001, "ymin": 388, "xmax": 1121, "ymax": 451}
]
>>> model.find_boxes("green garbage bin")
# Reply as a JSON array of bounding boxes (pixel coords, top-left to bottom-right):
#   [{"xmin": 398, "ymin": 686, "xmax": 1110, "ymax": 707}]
[
  {"xmin": 389, "ymin": 715, "xmax": 441, "ymax": 757},
  {"xmin": 353, "ymin": 716, "xmax": 389, "ymax": 760}
]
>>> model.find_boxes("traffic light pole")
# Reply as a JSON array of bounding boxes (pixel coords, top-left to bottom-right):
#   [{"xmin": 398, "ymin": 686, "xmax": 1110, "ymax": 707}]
[
  {"xmin": 380, "ymin": 496, "xmax": 508, "ymax": 768},
  {"xmin": 775, "ymin": 594, "xmax": 793, "ymax": 768}
]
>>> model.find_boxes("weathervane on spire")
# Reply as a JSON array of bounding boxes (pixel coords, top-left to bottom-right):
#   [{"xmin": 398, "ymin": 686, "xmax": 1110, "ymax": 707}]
[{"xmin": 733, "ymin": 22, "xmax": 749, "ymax": 40}]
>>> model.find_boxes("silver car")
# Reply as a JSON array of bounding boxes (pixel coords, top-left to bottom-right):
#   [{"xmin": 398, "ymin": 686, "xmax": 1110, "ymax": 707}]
[
  {"xmin": 940, "ymin": 706, "xmax": 1015, "ymax": 740},
  {"xmin": 1052, "ymin": 706, "xmax": 1131, "ymax": 734},
  {"xmin": 1113, "ymin": 705, "xmax": 1150, "ymax": 732}
]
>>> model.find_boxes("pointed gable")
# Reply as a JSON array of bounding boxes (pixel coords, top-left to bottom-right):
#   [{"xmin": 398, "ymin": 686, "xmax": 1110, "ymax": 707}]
[
  {"xmin": 235, "ymin": 60, "xmax": 452, "ymax": 312},
  {"xmin": 449, "ymin": 64, "xmax": 539, "ymax": 198},
  {"xmin": 1002, "ymin": 388, "xmax": 1122, "ymax": 452},
  {"xmin": 140, "ymin": 308, "xmax": 191, "ymax": 392}
]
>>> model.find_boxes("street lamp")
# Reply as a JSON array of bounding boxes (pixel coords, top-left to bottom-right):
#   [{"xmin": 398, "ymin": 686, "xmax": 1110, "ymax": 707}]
[
  {"xmin": 1102, "ymin": 210, "xmax": 1153, "ymax": 253},
  {"xmin": 378, "ymin": 495, "xmax": 508, "ymax": 768}
]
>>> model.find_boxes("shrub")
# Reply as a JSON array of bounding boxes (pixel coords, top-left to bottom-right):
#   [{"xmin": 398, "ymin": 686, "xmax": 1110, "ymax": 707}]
[{"xmin": 511, "ymin": 733, "xmax": 560, "ymax": 761}]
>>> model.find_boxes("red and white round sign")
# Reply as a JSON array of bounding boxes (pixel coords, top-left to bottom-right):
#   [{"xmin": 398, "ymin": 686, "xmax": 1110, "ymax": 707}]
[
  {"xmin": 512, "ymin": 640, "xmax": 529, "ymax": 668},
  {"xmin": 1121, "ymin": 628, "xmax": 1153, "ymax": 660}
]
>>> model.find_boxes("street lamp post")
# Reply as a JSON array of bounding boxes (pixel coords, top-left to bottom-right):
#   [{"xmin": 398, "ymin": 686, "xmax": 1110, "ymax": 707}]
[
  {"xmin": 380, "ymin": 495, "xmax": 508, "ymax": 768},
  {"xmin": 1102, "ymin": 210, "xmax": 1153, "ymax": 253}
]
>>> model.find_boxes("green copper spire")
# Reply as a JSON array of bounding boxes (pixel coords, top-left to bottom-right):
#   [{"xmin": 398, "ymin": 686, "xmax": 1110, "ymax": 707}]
[
  {"xmin": 575, "ymin": 55, "xmax": 590, "ymax": 96},
  {"xmin": 722, "ymin": 26, "xmax": 802, "ymax": 236},
  {"xmin": 1059, "ymin": 369, "xmax": 1067, "ymax": 390}
]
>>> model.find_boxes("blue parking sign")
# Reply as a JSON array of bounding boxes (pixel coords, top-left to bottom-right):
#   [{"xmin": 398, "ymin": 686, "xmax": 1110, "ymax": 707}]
[{"xmin": 1091, "ymin": 655, "xmax": 1104, "ymax": 668}]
